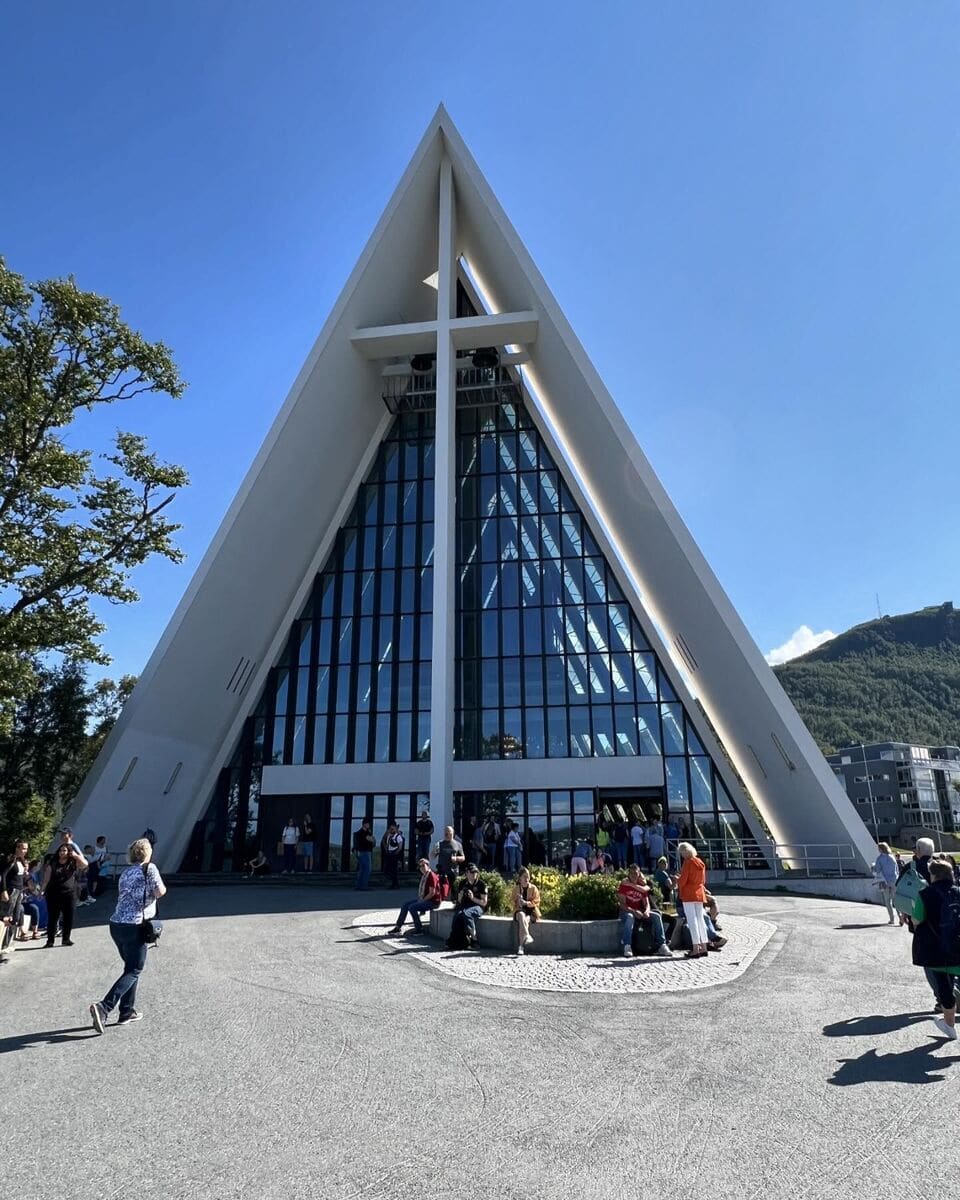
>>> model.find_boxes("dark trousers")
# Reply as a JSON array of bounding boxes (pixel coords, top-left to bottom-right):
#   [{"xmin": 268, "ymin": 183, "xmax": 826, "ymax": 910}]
[
  {"xmin": 283, "ymin": 844, "xmax": 296, "ymax": 872},
  {"xmin": 416, "ymin": 835, "xmax": 432, "ymax": 860},
  {"xmin": 45, "ymin": 889, "xmax": 76, "ymax": 944},
  {"xmin": 88, "ymin": 863, "xmax": 102, "ymax": 897},
  {"xmin": 384, "ymin": 854, "xmax": 400, "ymax": 888},
  {"xmin": 102, "ymin": 922, "xmax": 148, "ymax": 1018}
]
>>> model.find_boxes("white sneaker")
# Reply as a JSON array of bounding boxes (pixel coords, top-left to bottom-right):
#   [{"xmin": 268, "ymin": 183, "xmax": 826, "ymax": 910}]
[
  {"xmin": 934, "ymin": 1017, "xmax": 958, "ymax": 1041},
  {"xmin": 622, "ymin": 945, "xmax": 633, "ymax": 957},
  {"xmin": 524, "ymin": 935, "xmax": 533, "ymax": 946},
  {"xmin": 655, "ymin": 944, "xmax": 673, "ymax": 957},
  {"xmin": 516, "ymin": 946, "xmax": 524, "ymax": 956}
]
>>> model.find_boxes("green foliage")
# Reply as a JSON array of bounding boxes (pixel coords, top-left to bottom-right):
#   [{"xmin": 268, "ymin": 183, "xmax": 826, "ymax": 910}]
[
  {"xmin": 0, "ymin": 257, "xmax": 187, "ymax": 727},
  {"xmin": 0, "ymin": 660, "xmax": 134, "ymax": 854},
  {"xmin": 0, "ymin": 791, "xmax": 57, "ymax": 859},
  {"xmin": 478, "ymin": 869, "xmax": 511, "ymax": 916},
  {"xmin": 555, "ymin": 871, "xmax": 621, "ymax": 919},
  {"xmin": 775, "ymin": 602, "xmax": 960, "ymax": 753},
  {"xmin": 528, "ymin": 865, "xmax": 638, "ymax": 920}
]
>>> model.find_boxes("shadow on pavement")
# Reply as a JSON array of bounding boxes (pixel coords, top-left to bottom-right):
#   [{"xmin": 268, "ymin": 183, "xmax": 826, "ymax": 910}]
[
  {"xmin": 71, "ymin": 885, "xmax": 392, "ymax": 925},
  {"xmin": 834, "ymin": 922, "xmax": 898, "ymax": 930},
  {"xmin": 829, "ymin": 1040, "xmax": 960, "ymax": 1086},
  {"xmin": 0, "ymin": 1026, "xmax": 96, "ymax": 1055},
  {"xmin": 823, "ymin": 1013, "xmax": 930, "ymax": 1037}
]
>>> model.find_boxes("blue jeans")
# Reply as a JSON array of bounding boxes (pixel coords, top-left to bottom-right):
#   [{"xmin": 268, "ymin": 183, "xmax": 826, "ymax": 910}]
[
  {"xmin": 925, "ymin": 967, "xmax": 958, "ymax": 1010},
  {"xmin": 612, "ymin": 843, "xmax": 627, "ymax": 868},
  {"xmin": 395, "ymin": 898, "xmax": 433, "ymax": 932},
  {"xmin": 620, "ymin": 909, "xmax": 666, "ymax": 948},
  {"xmin": 102, "ymin": 922, "xmax": 148, "ymax": 1018},
  {"xmin": 356, "ymin": 851, "xmax": 372, "ymax": 890},
  {"xmin": 417, "ymin": 836, "xmax": 432, "ymax": 861},
  {"xmin": 503, "ymin": 846, "xmax": 521, "ymax": 874},
  {"xmin": 283, "ymin": 844, "xmax": 296, "ymax": 872},
  {"xmin": 460, "ymin": 905, "xmax": 484, "ymax": 940}
]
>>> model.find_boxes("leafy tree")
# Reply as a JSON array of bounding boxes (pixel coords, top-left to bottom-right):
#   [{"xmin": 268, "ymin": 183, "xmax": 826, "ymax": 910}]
[
  {"xmin": 0, "ymin": 661, "xmax": 136, "ymax": 853},
  {"xmin": 0, "ymin": 258, "xmax": 187, "ymax": 727}
]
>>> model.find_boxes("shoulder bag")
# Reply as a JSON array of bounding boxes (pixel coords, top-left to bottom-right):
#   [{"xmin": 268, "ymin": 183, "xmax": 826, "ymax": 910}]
[{"xmin": 140, "ymin": 864, "xmax": 163, "ymax": 945}]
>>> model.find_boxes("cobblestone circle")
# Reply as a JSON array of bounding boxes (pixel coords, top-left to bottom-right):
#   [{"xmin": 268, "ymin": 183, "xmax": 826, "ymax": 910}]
[{"xmin": 352, "ymin": 910, "xmax": 776, "ymax": 994}]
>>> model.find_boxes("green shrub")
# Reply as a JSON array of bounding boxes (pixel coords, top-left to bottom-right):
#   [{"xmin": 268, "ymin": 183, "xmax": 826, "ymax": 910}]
[
  {"xmin": 479, "ymin": 870, "xmax": 511, "ymax": 916},
  {"xmin": 556, "ymin": 872, "xmax": 620, "ymax": 919}
]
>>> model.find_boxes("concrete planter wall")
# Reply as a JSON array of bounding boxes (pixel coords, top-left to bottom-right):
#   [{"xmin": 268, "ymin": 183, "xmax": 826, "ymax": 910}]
[{"xmin": 428, "ymin": 906, "xmax": 620, "ymax": 954}]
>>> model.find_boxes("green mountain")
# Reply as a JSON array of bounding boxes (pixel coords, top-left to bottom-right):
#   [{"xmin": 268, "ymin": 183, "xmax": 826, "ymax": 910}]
[{"xmin": 773, "ymin": 602, "xmax": 960, "ymax": 754}]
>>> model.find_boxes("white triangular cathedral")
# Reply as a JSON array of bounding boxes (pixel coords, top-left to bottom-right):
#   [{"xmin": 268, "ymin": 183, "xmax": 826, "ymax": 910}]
[{"xmin": 70, "ymin": 107, "xmax": 877, "ymax": 877}]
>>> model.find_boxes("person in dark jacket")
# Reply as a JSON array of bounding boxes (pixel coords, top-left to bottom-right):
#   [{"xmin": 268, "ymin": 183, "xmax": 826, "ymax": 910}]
[
  {"xmin": 910, "ymin": 857, "xmax": 960, "ymax": 1039},
  {"xmin": 42, "ymin": 842, "xmax": 88, "ymax": 947}
]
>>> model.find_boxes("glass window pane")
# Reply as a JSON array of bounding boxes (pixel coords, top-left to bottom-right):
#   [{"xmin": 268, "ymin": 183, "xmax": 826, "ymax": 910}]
[
  {"xmin": 666, "ymin": 757, "xmax": 689, "ymax": 804},
  {"xmin": 661, "ymin": 703, "xmax": 684, "ymax": 755},
  {"xmin": 591, "ymin": 707, "xmax": 615, "ymax": 757},
  {"xmin": 691, "ymin": 757, "xmax": 714, "ymax": 811},
  {"xmin": 569, "ymin": 708, "xmax": 591, "ymax": 757},
  {"xmin": 502, "ymin": 658, "xmax": 521, "ymax": 707},
  {"xmin": 547, "ymin": 707, "xmax": 568, "ymax": 757},
  {"xmin": 636, "ymin": 705, "xmax": 661, "ymax": 755},
  {"xmin": 353, "ymin": 714, "xmax": 369, "ymax": 762},
  {"xmin": 524, "ymin": 709, "xmax": 545, "ymax": 758}
]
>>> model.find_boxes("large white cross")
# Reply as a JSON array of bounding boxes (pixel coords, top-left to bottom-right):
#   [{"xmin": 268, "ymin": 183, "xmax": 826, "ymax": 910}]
[{"xmin": 349, "ymin": 157, "xmax": 539, "ymax": 835}]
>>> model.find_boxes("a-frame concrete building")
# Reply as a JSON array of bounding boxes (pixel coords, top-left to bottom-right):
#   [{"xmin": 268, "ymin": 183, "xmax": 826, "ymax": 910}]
[{"xmin": 68, "ymin": 108, "xmax": 877, "ymax": 877}]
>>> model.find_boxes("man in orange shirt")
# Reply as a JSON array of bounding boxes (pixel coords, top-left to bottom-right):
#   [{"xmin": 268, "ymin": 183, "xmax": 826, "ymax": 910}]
[{"xmin": 616, "ymin": 865, "xmax": 673, "ymax": 958}]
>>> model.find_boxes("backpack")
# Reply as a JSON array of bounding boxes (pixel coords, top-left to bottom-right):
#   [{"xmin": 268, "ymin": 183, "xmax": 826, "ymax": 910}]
[
  {"xmin": 894, "ymin": 863, "xmax": 924, "ymax": 915},
  {"xmin": 631, "ymin": 917, "xmax": 657, "ymax": 956},
  {"xmin": 937, "ymin": 886, "xmax": 960, "ymax": 962},
  {"xmin": 445, "ymin": 911, "xmax": 470, "ymax": 950}
]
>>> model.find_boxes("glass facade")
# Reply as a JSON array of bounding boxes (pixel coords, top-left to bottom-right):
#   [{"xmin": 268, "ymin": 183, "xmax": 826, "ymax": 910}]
[
  {"xmin": 455, "ymin": 400, "xmax": 744, "ymax": 840},
  {"xmin": 185, "ymin": 389, "xmax": 751, "ymax": 871},
  {"xmin": 266, "ymin": 410, "xmax": 435, "ymax": 768}
]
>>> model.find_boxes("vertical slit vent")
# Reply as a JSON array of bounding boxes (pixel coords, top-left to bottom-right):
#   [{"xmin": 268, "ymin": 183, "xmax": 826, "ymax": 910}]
[{"xmin": 117, "ymin": 757, "xmax": 138, "ymax": 790}]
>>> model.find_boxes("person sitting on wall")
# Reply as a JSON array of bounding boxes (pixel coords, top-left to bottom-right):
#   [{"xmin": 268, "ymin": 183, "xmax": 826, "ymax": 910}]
[
  {"xmin": 510, "ymin": 866, "xmax": 541, "ymax": 956},
  {"xmin": 246, "ymin": 850, "xmax": 271, "ymax": 878},
  {"xmin": 616, "ymin": 864, "xmax": 672, "ymax": 959},
  {"xmin": 388, "ymin": 858, "xmax": 443, "ymax": 937},
  {"xmin": 652, "ymin": 856, "xmax": 673, "ymax": 903},
  {"xmin": 447, "ymin": 864, "xmax": 488, "ymax": 950}
]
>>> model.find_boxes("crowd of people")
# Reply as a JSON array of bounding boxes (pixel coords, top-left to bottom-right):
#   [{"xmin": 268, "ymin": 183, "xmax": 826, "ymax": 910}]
[
  {"xmin": 0, "ymin": 828, "xmax": 111, "ymax": 960},
  {"xmin": 876, "ymin": 836, "xmax": 960, "ymax": 1040},
  {"xmin": 1, "ymin": 828, "xmax": 166, "ymax": 1036},
  {"xmin": 379, "ymin": 822, "xmax": 729, "ymax": 961}
]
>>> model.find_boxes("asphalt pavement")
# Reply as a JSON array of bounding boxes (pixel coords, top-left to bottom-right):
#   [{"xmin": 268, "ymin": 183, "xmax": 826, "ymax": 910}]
[{"xmin": 0, "ymin": 885, "xmax": 955, "ymax": 1199}]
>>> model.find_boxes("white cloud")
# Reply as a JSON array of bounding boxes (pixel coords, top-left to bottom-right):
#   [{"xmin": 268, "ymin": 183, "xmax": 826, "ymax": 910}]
[{"xmin": 765, "ymin": 625, "xmax": 837, "ymax": 666}]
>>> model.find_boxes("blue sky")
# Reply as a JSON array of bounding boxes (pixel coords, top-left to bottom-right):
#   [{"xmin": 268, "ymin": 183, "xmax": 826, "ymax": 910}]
[{"xmin": 2, "ymin": 2, "xmax": 958, "ymax": 679}]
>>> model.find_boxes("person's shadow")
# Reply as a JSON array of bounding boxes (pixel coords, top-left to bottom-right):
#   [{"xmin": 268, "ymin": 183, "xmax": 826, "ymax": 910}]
[
  {"xmin": 0, "ymin": 1026, "xmax": 95, "ymax": 1055},
  {"xmin": 823, "ymin": 1013, "xmax": 929, "ymax": 1037},
  {"xmin": 829, "ymin": 1040, "xmax": 960, "ymax": 1086}
]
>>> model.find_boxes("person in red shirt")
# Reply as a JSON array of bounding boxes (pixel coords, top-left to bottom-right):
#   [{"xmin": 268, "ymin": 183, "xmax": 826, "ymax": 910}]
[
  {"xmin": 388, "ymin": 858, "xmax": 442, "ymax": 937},
  {"xmin": 616, "ymin": 864, "xmax": 673, "ymax": 958}
]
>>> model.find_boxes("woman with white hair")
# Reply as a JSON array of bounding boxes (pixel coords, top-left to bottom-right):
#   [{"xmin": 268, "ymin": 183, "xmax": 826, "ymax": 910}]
[
  {"xmin": 89, "ymin": 838, "xmax": 166, "ymax": 1034},
  {"xmin": 677, "ymin": 842, "xmax": 709, "ymax": 959}
]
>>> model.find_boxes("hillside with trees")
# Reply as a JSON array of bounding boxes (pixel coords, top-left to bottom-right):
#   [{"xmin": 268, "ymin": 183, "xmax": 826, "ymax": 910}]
[{"xmin": 774, "ymin": 602, "xmax": 960, "ymax": 754}]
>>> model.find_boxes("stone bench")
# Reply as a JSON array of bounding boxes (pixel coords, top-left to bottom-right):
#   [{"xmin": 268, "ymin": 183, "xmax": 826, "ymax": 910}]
[{"xmin": 428, "ymin": 904, "xmax": 621, "ymax": 954}]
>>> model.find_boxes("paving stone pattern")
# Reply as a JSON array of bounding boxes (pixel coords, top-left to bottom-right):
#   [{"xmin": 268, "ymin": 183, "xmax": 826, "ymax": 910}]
[{"xmin": 352, "ymin": 910, "xmax": 776, "ymax": 993}]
